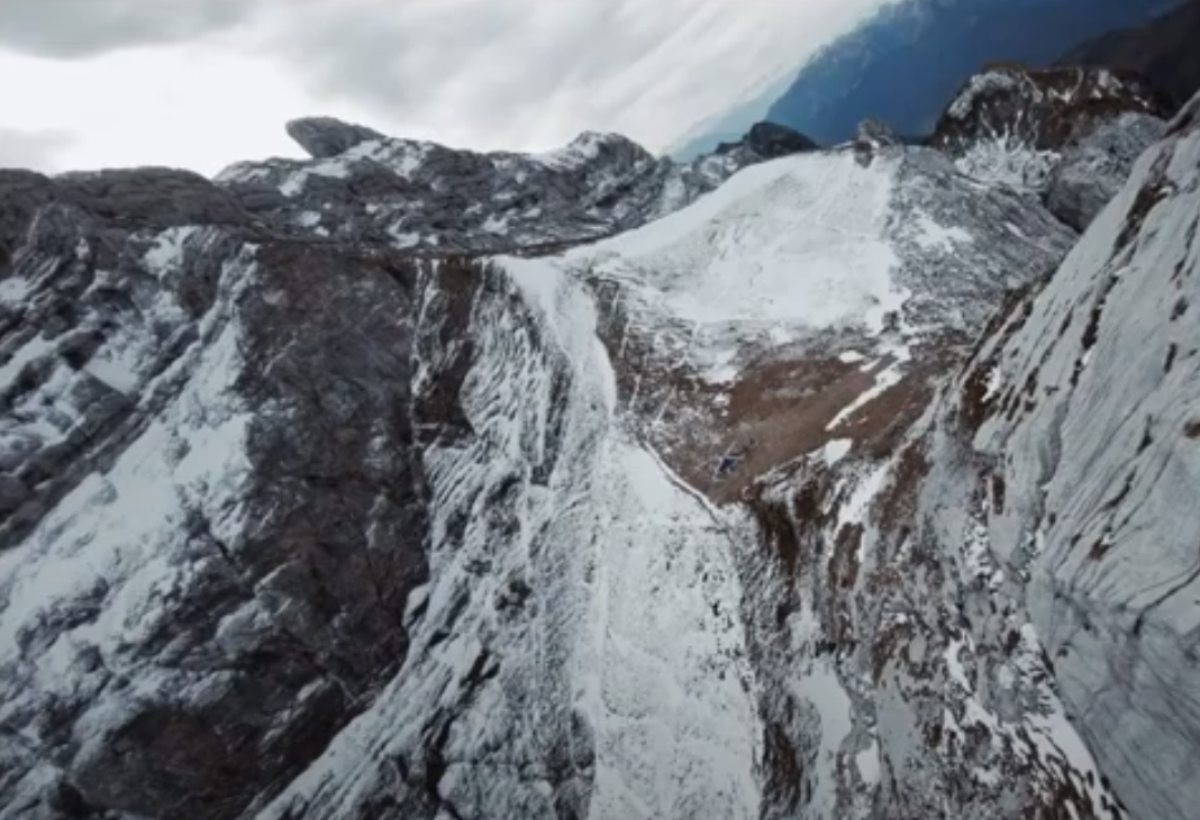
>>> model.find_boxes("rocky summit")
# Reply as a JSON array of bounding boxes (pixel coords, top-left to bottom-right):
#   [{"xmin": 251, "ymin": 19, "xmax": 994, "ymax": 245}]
[{"xmin": 1, "ymin": 61, "xmax": 1199, "ymax": 820}]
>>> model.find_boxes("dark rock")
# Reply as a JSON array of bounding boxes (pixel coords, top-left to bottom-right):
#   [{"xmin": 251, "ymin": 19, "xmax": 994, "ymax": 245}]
[
  {"xmin": 56, "ymin": 167, "xmax": 250, "ymax": 228},
  {"xmin": 214, "ymin": 118, "xmax": 805, "ymax": 254},
  {"xmin": 0, "ymin": 473, "xmax": 29, "ymax": 513},
  {"xmin": 716, "ymin": 121, "xmax": 819, "ymax": 159},
  {"xmin": 1044, "ymin": 113, "xmax": 1167, "ymax": 231},
  {"xmin": 931, "ymin": 65, "xmax": 1170, "ymax": 156},
  {"xmin": 286, "ymin": 116, "xmax": 387, "ymax": 159}
]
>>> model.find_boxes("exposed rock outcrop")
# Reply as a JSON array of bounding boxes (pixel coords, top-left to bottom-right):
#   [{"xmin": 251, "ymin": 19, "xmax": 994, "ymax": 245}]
[
  {"xmin": 216, "ymin": 118, "xmax": 814, "ymax": 255},
  {"xmin": 931, "ymin": 64, "xmax": 1170, "ymax": 193},
  {"xmin": 0, "ymin": 168, "xmax": 442, "ymax": 819},
  {"xmin": 286, "ymin": 116, "xmax": 388, "ymax": 159},
  {"xmin": 1044, "ymin": 112, "xmax": 1166, "ymax": 230}
]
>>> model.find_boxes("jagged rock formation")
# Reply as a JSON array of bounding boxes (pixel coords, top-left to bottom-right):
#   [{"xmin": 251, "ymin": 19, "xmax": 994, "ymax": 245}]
[
  {"xmin": 216, "ymin": 117, "xmax": 818, "ymax": 254},
  {"xmin": 285, "ymin": 117, "xmax": 387, "ymax": 159},
  {"xmin": 2, "ymin": 85, "xmax": 1198, "ymax": 820},
  {"xmin": 887, "ymin": 91, "xmax": 1200, "ymax": 820},
  {"xmin": 930, "ymin": 65, "xmax": 1169, "ymax": 191},
  {"xmin": 0, "ymin": 168, "xmax": 438, "ymax": 819},
  {"xmin": 931, "ymin": 65, "xmax": 1168, "ymax": 153},
  {"xmin": 924, "ymin": 64, "xmax": 1174, "ymax": 234}
]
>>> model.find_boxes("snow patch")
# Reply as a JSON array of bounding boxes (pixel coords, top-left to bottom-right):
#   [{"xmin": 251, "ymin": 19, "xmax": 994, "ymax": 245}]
[
  {"xmin": 913, "ymin": 212, "xmax": 973, "ymax": 251},
  {"xmin": 822, "ymin": 438, "xmax": 853, "ymax": 466},
  {"xmin": 143, "ymin": 226, "xmax": 198, "ymax": 276}
]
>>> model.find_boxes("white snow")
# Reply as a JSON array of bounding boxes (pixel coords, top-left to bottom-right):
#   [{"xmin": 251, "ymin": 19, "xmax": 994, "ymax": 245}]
[
  {"xmin": 582, "ymin": 151, "xmax": 905, "ymax": 333},
  {"xmin": 0, "ymin": 310, "xmax": 253, "ymax": 665},
  {"xmin": 0, "ymin": 333, "xmax": 52, "ymax": 387},
  {"xmin": 83, "ymin": 350, "xmax": 140, "ymax": 394},
  {"xmin": 947, "ymin": 70, "xmax": 1020, "ymax": 119},
  {"xmin": 792, "ymin": 661, "xmax": 854, "ymax": 814},
  {"xmin": 856, "ymin": 739, "xmax": 880, "ymax": 785},
  {"xmin": 983, "ymin": 364, "xmax": 1003, "ymax": 402},
  {"xmin": 586, "ymin": 443, "xmax": 761, "ymax": 820},
  {"xmin": 143, "ymin": 226, "xmax": 198, "ymax": 277},
  {"xmin": 388, "ymin": 228, "xmax": 420, "ymax": 248},
  {"xmin": 822, "ymin": 438, "xmax": 853, "ymax": 466},
  {"xmin": 482, "ymin": 214, "xmax": 509, "ymax": 234},
  {"xmin": 279, "ymin": 157, "xmax": 353, "ymax": 197},
  {"xmin": 954, "ymin": 137, "xmax": 1059, "ymax": 191},
  {"xmin": 837, "ymin": 462, "xmax": 894, "ymax": 531},
  {"xmin": 0, "ymin": 276, "xmax": 32, "ymax": 307},
  {"xmin": 913, "ymin": 212, "xmax": 973, "ymax": 251},
  {"xmin": 532, "ymin": 131, "xmax": 616, "ymax": 169},
  {"xmin": 827, "ymin": 357, "xmax": 907, "ymax": 430}
]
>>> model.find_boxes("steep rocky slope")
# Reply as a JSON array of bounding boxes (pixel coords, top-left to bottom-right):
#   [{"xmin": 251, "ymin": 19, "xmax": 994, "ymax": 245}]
[
  {"xmin": 930, "ymin": 65, "xmax": 1170, "ymax": 230},
  {"xmin": 1, "ymin": 85, "xmax": 1198, "ymax": 820}
]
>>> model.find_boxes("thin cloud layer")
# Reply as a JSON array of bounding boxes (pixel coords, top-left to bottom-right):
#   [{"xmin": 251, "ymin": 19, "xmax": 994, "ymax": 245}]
[
  {"xmin": 0, "ymin": 0, "xmax": 895, "ymax": 172},
  {"xmin": 263, "ymin": 0, "xmax": 895, "ymax": 150},
  {"xmin": 0, "ymin": 0, "xmax": 254, "ymax": 58},
  {"xmin": 0, "ymin": 127, "xmax": 74, "ymax": 171}
]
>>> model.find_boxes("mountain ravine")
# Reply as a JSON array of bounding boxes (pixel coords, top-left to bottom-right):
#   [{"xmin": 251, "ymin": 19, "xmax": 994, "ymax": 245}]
[{"xmin": 0, "ymin": 66, "xmax": 1196, "ymax": 820}]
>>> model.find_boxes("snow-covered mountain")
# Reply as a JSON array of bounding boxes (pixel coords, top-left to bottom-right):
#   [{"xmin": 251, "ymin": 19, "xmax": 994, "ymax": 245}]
[{"xmin": 0, "ymin": 63, "xmax": 1196, "ymax": 820}]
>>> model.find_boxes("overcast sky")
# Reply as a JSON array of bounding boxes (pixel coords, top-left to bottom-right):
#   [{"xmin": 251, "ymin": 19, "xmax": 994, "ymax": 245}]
[{"xmin": 0, "ymin": 0, "xmax": 894, "ymax": 175}]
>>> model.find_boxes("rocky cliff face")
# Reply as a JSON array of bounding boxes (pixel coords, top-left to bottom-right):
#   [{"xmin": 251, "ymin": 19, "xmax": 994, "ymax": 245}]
[
  {"xmin": 927, "ymin": 65, "xmax": 1173, "ymax": 233},
  {"xmin": 0, "ymin": 85, "xmax": 1196, "ymax": 820}
]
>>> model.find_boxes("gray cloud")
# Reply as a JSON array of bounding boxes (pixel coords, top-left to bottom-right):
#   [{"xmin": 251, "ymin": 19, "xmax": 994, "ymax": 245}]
[
  {"xmin": 0, "ymin": 0, "xmax": 253, "ymax": 57},
  {"xmin": 0, "ymin": 128, "xmax": 74, "ymax": 170},
  {"xmin": 260, "ymin": 0, "xmax": 890, "ymax": 151},
  {"xmin": 0, "ymin": 0, "xmax": 892, "ymax": 166}
]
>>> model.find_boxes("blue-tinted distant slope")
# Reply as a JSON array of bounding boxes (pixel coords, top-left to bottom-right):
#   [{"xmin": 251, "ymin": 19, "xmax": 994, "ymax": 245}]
[
  {"xmin": 1057, "ymin": 0, "xmax": 1200, "ymax": 107},
  {"xmin": 764, "ymin": 0, "xmax": 1184, "ymax": 145}
]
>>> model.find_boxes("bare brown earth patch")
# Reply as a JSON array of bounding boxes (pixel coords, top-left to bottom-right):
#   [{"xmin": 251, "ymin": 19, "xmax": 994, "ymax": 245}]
[
  {"xmin": 588, "ymin": 266, "xmax": 968, "ymax": 507},
  {"xmin": 586, "ymin": 272, "xmax": 926, "ymax": 503},
  {"xmin": 601, "ymin": 309, "xmax": 960, "ymax": 505}
]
